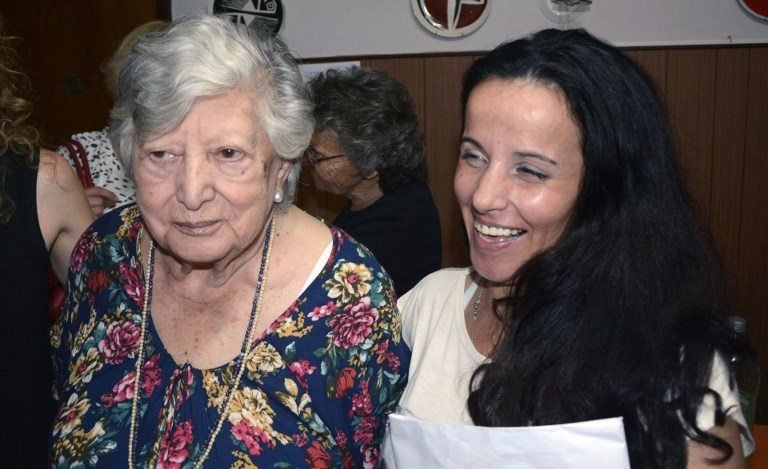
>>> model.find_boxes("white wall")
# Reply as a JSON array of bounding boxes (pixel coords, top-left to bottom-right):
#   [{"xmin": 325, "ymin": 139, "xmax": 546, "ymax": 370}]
[{"xmin": 173, "ymin": 1, "xmax": 768, "ymax": 59}]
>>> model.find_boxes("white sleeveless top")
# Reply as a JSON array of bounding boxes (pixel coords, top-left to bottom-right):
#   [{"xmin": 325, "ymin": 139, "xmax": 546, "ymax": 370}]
[{"xmin": 396, "ymin": 267, "xmax": 754, "ymax": 454}]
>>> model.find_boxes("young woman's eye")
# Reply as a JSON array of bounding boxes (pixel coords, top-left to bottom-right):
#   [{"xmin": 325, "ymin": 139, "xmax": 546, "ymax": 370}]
[
  {"xmin": 518, "ymin": 166, "xmax": 549, "ymax": 180},
  {"xmin": 460, "ymin": 149, "xmax": 488, "ymax": 167}
]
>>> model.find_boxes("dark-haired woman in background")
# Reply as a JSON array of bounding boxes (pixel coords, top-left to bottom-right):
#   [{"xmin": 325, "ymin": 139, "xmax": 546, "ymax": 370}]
[
  {"xmin": 308, "ymin": 67, "xmax": 441, "ymax": 297},
  {"xmin": 394, "ymin": 28, "xmax": 752, "ymax": 467}
]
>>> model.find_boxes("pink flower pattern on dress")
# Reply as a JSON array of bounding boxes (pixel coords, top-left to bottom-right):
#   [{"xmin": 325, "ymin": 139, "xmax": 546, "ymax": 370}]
[
  {"xmin": 292, "ymin": 432, "xmax": 308, "ymax": 448},
  {"xmin": 329, "ymin": 297, "xmax": 379, "ymax": 349},
  {"xmin": 128, "ymin": 220, "xmax": 141, "ymax": 239},
  {"xmin": 99, "ymin": 354, "xmax": 162, "ymax": 407},
  {"xmin": 100, "ymin": 370, "xmax": 136, "ymax": 408},
  {"xmin": 335, "ymin": 429, "xmax": 348, "ymax": 449},
  {"xmin": 289, "ymin": 359, "xmax": 317, "ymax": 388},
  {"xmin": 308, "ymin": 301, "xmax": 336, "ymax": 321},
  {"xmin": 157, "ymin": 420, "xmax": 193, "ymax": 469},
  {"xmin": 119, "ymin": 262, "xmax": 143, "ymax": 305},
  {"xmin": 71, "ymin": 229, "xmax": 96, "ymax": 270},
  {"xmin": 375, "ymin": 340, "xmax": 402, "ymax": 372},
  {"xmin": 362, "ymin": 444, "xmax": 380, "ymax": 469},
  {"xmin": 98, "ymin": 321, "xmax": 140, "ymax": 365},
  {"xmin": 353, "ymin": 415, "xmax": 377, "ymax": 445},
  {"xmin": 349, "ymin": 379, "xmax": 373, "ymax": 417},
  {"xmin": 141, "ymin": 353, "xmax": 162, "ymax": 396},
  {"xmin": 232, "ymin": 419, "xmax": 271, "ymax": 456}
]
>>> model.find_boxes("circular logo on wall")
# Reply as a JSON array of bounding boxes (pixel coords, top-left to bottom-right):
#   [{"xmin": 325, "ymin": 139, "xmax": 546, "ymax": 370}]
[
  {"xmin": 412, "ymin": 0, "xmax": 491, "ymax": 38},
  {"xmin": 737, "ymin": 0, "xmax": 768, "ymax": 20},
  {"xmin": 213, "ymin": 0, "xmax": 284, "ymax": 35}
]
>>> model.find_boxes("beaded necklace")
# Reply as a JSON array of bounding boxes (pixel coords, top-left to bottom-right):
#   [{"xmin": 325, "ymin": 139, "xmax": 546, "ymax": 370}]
[{"xmin": 128, "ymin": 216, "xmax": 275, "ymax": 468}]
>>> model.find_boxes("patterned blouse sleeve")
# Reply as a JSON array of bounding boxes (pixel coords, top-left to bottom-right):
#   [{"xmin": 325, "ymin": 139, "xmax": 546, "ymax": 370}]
[
  {"xmin": 317, "ymin": 235, "xmax": 410, "ymax": 467},
  {"xmin": 50, "ymin": 226, "xmax": 98, "ymax": 402}
]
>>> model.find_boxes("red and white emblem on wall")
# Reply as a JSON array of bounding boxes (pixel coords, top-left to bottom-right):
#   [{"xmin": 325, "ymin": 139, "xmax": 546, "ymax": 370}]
[
  {"xmin": 412, "ymin": 0, "xmax": 491, "ymax": 38},
  {"xmin": 738, "ymin": 0, "xmax": 768, "ymax": 20}
]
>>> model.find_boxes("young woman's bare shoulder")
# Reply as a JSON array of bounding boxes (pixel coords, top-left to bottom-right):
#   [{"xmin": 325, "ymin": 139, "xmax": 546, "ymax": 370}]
[
  {"xmin": 37, "ymin": 148, "xmax": 93, "ymax": 282},
  {"xmin": 38, "ymin": 149, "xmax": 79, "ymax": 191}
]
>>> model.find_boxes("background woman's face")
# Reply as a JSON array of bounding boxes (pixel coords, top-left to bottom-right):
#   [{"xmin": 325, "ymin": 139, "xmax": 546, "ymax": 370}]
[
  {"xmin": 455, "ymin": 78, "xmax": 584, "ymax": 284},
  {"xmin": 133, "ymin": 89, "xmax": 289, "ymax": 266},
  {"xmin": 308, "ymin": 130, "xmax": 362, "ymax": 197}
]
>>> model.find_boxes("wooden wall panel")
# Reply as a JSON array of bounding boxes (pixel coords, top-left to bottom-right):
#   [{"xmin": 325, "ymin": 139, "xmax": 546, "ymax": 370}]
[
  {"xmin": 0, "ymin": 0, "xmax": 156, "ymax": 143},
  {"xmin": 423, "ymin": 56, "xmax": 475, "ymax": 268},
  {"xmin": 665, "ymin": 49, "xmax": 717, "ymax": 214},
  {"xmin": 626, "ymin": 49, "xmax": 668, "ymax": 98},
  {"xmin": 738, "ymin": 48, "xmax": 768, "ymax": 424},
  {"xmin": 710, "ymin": 49, "xmax": 750, "ymax": 295}
]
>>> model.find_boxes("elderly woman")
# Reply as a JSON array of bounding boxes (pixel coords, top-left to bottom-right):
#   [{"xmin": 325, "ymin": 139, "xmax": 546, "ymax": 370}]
[
  {"xmin": 307, "ymin": 67, "xmax": 441, "ymax": 296},
  {"xmin": 50, "ymin": 15, "xmax": 408, "ymax": 467},
  {"xmin": 394, "ymin": 29, "xmax": 752, "ymax": 467}
]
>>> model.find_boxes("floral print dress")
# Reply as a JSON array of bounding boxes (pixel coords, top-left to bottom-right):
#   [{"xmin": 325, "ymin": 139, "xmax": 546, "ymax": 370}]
[{"xmin": 50, "ymin": 206, "xmax": 409, "ymax": 468}]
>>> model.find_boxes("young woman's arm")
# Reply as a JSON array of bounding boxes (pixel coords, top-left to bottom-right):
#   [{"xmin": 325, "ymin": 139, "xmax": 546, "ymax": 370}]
[
  {"xmin": 37, "ymin": 149, "xmax": 94, "ymax": 283},
  {"xmin": 686, "ymin": 417, "xmax": 745, "ymax": 468}
]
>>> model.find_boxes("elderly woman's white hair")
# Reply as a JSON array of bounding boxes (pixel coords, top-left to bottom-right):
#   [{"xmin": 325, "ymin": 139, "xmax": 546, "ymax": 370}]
[{"xmin": 109, "ymin": 13, "xmax": 313, "ymax": 209}]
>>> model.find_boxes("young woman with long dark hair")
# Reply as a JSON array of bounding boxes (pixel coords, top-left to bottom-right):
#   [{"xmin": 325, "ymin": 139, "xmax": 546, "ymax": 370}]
[{"xmin": 394, "ymin": 28, "xmax": 752, "ymax": 468}]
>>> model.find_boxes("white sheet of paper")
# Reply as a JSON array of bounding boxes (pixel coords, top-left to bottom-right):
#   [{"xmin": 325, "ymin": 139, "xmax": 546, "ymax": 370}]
[{"xmin": 386, "ymin": 413, "xmax": 630, "ymax": 469}]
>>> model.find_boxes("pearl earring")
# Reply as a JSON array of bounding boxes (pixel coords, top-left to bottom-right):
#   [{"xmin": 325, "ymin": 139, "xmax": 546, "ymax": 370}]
[{"xmin": 273, "ymin": 192, "xmax": 283, "ymax": 203}]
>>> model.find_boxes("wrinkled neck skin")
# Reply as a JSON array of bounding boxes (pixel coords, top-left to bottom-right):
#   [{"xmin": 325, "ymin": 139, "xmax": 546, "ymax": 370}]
[
  {"xmin": 139, "ymin": 211, "xmax": 277, "ymax": 294},
  {"xmin": 347, "ymin": 175, "xmax": 384, "ymax": 211}
]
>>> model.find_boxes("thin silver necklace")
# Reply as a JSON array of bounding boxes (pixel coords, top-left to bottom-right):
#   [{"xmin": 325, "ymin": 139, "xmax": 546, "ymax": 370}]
[{"xmin": 470, "ymin": 279, "xmax": 484, "ymax": 341}]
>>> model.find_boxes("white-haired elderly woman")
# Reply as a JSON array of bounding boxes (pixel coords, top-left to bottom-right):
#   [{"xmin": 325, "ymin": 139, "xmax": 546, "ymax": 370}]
[{"xmin": 50, "ymin": 15, "xmax": 408, "ymax": 468}]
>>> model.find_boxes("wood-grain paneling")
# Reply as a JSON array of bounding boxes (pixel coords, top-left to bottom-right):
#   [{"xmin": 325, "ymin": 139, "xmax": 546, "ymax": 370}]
[
  {"xmin": 710, "ymin": 49, "xmax": 750, "ymax": 296},
  {"xmin": 626, "ymin": 49, "xmax": 668, "ymax": 98},
  {"xmin": 0, "ymin": 0, "xmax": 156, "ymax": 143},
  {"xmin": 422, "ymin": 56, "xmax": 475, "ymax": 269},
  {"xmin": 665, "ymin": 49, "xmax": 718, "ymax": 213}
]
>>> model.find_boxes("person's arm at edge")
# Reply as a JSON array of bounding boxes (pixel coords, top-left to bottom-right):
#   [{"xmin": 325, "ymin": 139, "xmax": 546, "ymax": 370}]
[
  {"xmin": 686, "ymin": 417, "xmax": 746, "ymax": 468},
  {"xmin": 37, "ymin": 149, "xmax": 95, "ymax": 283}
]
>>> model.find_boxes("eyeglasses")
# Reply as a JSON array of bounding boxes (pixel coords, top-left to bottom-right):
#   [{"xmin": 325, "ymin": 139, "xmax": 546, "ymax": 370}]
[{"xmin": 304, "ymin": 147, "xmax": 347, "ymax": 166}]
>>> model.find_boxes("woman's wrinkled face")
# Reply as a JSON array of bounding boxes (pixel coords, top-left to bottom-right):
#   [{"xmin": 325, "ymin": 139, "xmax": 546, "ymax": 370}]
[
  {"xmin": 455, "ymin": 78, "xmax": 584, "ymax": 284},
  {"xmin": 308, "ymin": 130, "xmax": 362, "ymax": 196},
  {"xmin": 133, "ymin": 89, "xmax": 290, "ymax": 266}
]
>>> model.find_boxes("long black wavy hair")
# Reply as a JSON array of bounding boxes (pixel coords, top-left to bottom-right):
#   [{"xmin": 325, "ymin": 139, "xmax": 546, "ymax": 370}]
[{"xmin": 464, "ymin": 28, "xmax": 740, "ymax": 467}]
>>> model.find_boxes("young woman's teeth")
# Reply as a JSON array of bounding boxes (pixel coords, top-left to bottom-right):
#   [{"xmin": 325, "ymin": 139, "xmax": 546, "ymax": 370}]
[{"xmin": 474, "ymin": 222, "xmax": 524, "ymax": 237}]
